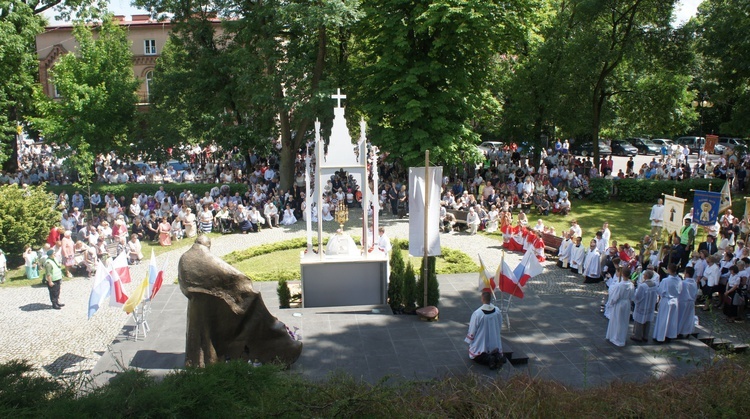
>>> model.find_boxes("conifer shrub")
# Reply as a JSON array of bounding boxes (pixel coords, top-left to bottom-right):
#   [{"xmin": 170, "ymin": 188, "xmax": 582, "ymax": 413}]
[
  {"xmin": 386, "ymin": 239, "xmax": 405, "ymax": 313},
  {"xmin": 402, "ymin": 261, "xmax": 418, "ymax": 312},
  {"xmin": 277, "ymin": 278, "xmax": 291, "ymax": 308},
  {"xmin": 416, "ymin": 256, "xmax": 440, "ymax": 307}
]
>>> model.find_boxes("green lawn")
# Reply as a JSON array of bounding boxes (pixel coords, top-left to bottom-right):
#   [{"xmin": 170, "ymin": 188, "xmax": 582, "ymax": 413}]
[
  {"xmin": 481, "ymin": 200, "xmax": 654, "ymax": 246},
  {"xmin": 234, "ymin": 247, "xmax": 478, "ymax": 282}
]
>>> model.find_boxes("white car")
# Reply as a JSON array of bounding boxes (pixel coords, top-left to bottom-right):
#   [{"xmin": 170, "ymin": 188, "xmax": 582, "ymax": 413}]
[{"xmin": 476, "ymin": 141, "xmax": 504, "ymax": 156}]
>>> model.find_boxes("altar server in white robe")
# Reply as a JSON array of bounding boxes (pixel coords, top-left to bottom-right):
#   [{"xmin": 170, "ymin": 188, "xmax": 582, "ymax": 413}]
[
  {"xmin": 631, "ymin": 269, "xmax": 658, "ymax": 342},
  {"xmin": 605, "ymin": 268, "xmax": 635, "ymax": 347},
  {"xmin": 569, "ymin": 237, "xmax": 585, "ymax": 274},
  {"xmin": 557, "ymin": 232, "xmax": 573, "ymax": 268},
  {"xmin": 676, "ymin": 266, "xmax": 698, "ymax": 337},
  {"xmin": 653, "ymin": 263, "xmax": 683, "ymax": 343},
  {"xmin": 583, "ymin": 240, "xmax": 603, "ymax": 283}
]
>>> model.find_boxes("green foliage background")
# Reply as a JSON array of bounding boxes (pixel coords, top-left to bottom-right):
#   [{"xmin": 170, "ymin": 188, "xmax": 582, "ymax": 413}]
[{"xmin": 0, "ymin": 184, "xmax": 58, "ymax": 263}]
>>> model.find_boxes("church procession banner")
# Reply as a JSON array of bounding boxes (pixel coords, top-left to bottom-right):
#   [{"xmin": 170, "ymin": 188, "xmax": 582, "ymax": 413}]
[
  {"xmin": 693, "ymin": 190, "xmax": 721, "ymax": 226},
  {"xmin": 662, "ymin": 194, "xmax": 686, "ymax": 234},
  {"xmin": 408, "ymin": 166, "xmax": 443, "ymax": 257}
]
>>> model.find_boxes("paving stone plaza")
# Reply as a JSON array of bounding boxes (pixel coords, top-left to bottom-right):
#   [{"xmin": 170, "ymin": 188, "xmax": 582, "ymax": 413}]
[{"xmin": 1, "ymin": 214, "xmax": 748, "ymax": 389}]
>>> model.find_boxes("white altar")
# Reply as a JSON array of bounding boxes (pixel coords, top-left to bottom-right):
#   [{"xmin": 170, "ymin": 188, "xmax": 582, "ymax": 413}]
[{"xmin": 300, "ymin": 89, "xmax": 388, "ymax": 308}]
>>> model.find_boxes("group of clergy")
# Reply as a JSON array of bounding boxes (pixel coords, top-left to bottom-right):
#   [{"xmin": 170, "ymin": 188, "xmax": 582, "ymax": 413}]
[{"xmin": 554, "ymin": 221, "xmax": 698, "ymax": 346}]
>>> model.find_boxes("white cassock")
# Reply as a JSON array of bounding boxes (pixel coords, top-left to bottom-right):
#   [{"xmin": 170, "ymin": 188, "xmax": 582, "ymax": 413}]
[
  {"xmin": 376, "ymin": 233, "xmax": 392, "ymax": 255},
  {"xmin": 653, "ymin": 274, "xmax": 682, "ymax": 341},
  {"xmin": 582, "ymin": 248, "xmax": 602, "ymax": 280},
  {"xmin": 676, "ymin": 277, "xmax": 698, "ymax": 336},
  {"xmin": 650, "ymin": 204, "xmax": 664, "ymax": 227},
  {"xmin": 632, "ymin": 279, "xmax": 658, "ymax": 325},
  {"xmin": 569, "ymin": 244, "xmax": 585, "ymax": 273},
  {"xmin": 605, "ymin": 280, "xmax": 634, "ymax": 347},
  {"xmin": 558, "ymin": 238, "xmax": 572, "ymax": 267},
  {"xmin": 466, "ymin": 212, "xmax": 480, "ymax": 235},
  {"xmin": 464, "ymin": 304, "xmax": 503, "ymax": 359}
]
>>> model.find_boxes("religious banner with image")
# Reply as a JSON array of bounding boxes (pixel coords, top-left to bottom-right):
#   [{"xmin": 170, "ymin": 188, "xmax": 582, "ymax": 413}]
[
  {"xmin": 693, "ymin": 190, "xmax": 721, "ymax": 226},
  {"xmin": 408, "ymin": 166, "xmax": 443, "ymax": 257},
  {"xmin": 705, "ymin": 134, "xmax": 719, "ymax": 154},
  {"xmin": 662, "ymin": 194, "xmax": 686, "ymax": 234}
]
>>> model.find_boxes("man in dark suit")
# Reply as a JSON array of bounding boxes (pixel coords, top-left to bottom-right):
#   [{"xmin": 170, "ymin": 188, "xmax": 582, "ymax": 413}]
[
  {"xmin": 697, "ymin": 234, "xmax": 718, "ymax": 256},
  {"xmin": 660, "ymin": 235, "xmax": 684, "ymax": 274}
]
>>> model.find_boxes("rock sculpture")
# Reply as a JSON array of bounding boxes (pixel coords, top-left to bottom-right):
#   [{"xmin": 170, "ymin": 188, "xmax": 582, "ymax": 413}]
[{"xmin": 178, "ymin": 235, "xmax": 302, "ymax": 367}]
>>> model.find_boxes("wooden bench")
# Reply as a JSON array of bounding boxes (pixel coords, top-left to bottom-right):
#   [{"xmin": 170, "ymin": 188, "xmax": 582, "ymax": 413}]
[
  {"xmin": 446, "ymin": 209, "xmax": 470, "ymax": 230},
  {"xmin": 540, "ymin": 232, "xmax": 563, "ymax": 256}
]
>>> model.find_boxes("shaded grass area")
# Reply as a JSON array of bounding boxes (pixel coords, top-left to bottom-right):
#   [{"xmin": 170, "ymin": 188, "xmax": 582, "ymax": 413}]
[
  {"xmin": 229, "ymin": 238, "xmax": 479, "ymax": 282},
  {"xmin": 481, "ymin": 197, "xmax": 744, "ymax": 247},
  {"xmin": 3, "ymin": 356, "xmax": 750, "ymax": 417}
]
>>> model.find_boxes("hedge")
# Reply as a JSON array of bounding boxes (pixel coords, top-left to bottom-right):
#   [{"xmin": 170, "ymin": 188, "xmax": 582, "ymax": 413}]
[
  {"xmin": 615, "ymin": 178, "xmax": 724, "ymax": 203},
  {"xmin": 45, "ymin": 182, "xmax": 251, "ymax": 204}
]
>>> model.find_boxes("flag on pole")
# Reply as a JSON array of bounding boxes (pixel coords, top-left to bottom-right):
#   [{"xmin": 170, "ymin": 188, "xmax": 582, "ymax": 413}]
[
  {"xmin": 497, "ymin": 256, "xmax": 524, "ymax": 298},
  {"xmin": 123, "ymin": 276, "xmax": 149, "ymax": 314},
  {"xmin": 108, "ymin": 265, "xmax": 129, "ymax": 307},
  {"xmin": 112, "ymin": 252, "xmax": 132, "ymax": 284},
  {"xmin": 513, "ymin": 248, "xmax": 544, "ymax": 287},
  {"xmin": 88, "ymin": 261, "xmax": 112, "ymax": 319},
  {"xmin": 408, "ymin": 166, "xmax": 443, "ymax": 257},
  {"xmin": 477, "ymin": 254, "xmax": 497, "ymax": 298},
  {"xmin": 719, "ymin": 181, "xmax": 732, "ymax": 213},
  {"xmin": 149, "ymin": 251, "xmax": 166, "ymax": 300}
]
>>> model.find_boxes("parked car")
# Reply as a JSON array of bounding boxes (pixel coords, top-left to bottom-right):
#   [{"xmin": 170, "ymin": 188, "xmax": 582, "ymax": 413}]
[
  {"xmin": 626, "ymin": 138, "xmax": 661, "ymax": 155},
  {"xmin": 718, "ymin": 137, "xmax": 744, "ymax": 150},
  {"xmin": 674, "ymin": 136, "xmax": 705, "ymax": 154},
  {"xmin": 570, "ymin": 140, "xmax": 612, "ymax": 156},
  {"xmin": 611, "ymin": 140, "xmax": 638, "ymax": 156},
  {"xmin": 476, "ymin": 141, "xmax": 504, "ymax": 156}
]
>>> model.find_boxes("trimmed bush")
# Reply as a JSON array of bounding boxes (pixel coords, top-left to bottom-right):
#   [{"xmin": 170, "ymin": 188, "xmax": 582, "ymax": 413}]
[
  {"xmin": 402, "ymin": 261, "xmax": 418, "ymax": 312},
  {"xmin": 45, "ymin": 182, "xmax": 250, "ymax": 208},
  {"xmin": 588, "ymin": 178, "xmax": 612, "ymax": 203},
  {"xmin": 416, "ymin": 256, "xmax": 440, "ymax": 307},
  {"xmin": 0, "ymin": 184, "xmax": 59, "ymax": 264},
  {"xmin": 277, "ymin": 279, "xmax": 291, "ymax": 308},
  {"xmin": 387, "ymin": 239, "xmax": 405, "ymax": 313},
  {"xmin": 615, "ymin": 178, "xmax": 723, "ymax": 203}
]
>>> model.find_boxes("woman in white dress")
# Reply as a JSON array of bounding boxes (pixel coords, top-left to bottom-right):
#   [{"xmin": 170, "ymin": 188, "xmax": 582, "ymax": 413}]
[{"xmin": 281, "ymin": 204, "xmax": 297, "ymax": 226}]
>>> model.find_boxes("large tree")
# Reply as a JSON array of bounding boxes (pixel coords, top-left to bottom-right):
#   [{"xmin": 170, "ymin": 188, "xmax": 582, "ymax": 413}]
[
  {"xmin": 139, "ymin": 0, "xmax": 360, "ymax": 190},
  {"xmin": 0, "ymin": 1, "xmax": 44, "ymax": 169},
  {"xmin": 33, "ymin": 15, "xmax": 139, "ymax": 182},
  {"xmin": 693, "ymin": 0, "xmax": 750, "ymax": 136},
  {"xmin": 352, "ymin": 0, "xmax": 530, "ymax": 168}
]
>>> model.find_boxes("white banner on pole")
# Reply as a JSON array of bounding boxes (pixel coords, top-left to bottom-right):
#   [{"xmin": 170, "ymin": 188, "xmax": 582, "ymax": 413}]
[
  {"xmin": 408, "ymin": 166, "xmax": 442, "ymax": 257},
  {"xmin": 663, "ymin": 194, "xmax": 686, "ymax": 234}
]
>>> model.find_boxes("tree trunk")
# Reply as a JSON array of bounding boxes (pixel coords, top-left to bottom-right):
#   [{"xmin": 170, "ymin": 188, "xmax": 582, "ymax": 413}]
[
  {"xmin": 2, "ymin": 106, "xmax": 20, "ymax": 173},
  {"xmin": 278, "ymin": 138, "xmax": 296, "ymax": 191}
]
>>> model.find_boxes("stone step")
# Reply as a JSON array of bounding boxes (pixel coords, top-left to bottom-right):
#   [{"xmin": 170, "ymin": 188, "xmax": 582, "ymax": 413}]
[{"xmin": 501, "ymin": 339, "xmax": 529, "ymax": 366}]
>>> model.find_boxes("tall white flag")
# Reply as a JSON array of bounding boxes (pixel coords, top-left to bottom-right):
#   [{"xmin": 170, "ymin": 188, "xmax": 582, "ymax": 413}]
[{"xmin": 408, "ymin": 166, "xmax": 442, "ymax": 257}]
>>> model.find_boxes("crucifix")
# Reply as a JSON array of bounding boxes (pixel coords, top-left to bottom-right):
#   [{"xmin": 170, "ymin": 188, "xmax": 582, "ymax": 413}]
[
  {"xmin": 669, "ymin": 207, "xmax": 676, "ymax": 222},
  {"xmin": 331, "ymin": 88, "xmax": 346, "ymax": 108}
]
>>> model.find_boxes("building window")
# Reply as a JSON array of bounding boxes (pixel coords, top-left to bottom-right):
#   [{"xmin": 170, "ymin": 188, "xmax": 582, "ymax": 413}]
[
  {"xmin": 144, "ymin": 39, "xmax": 157, "ymax": 55},
  {"xmin": 53, "ymin": 84, "xmax": 61, "ymax": 98},
  {"xmin": 145, "ymin": 71, "xmax": 153, "ymax": 102}
]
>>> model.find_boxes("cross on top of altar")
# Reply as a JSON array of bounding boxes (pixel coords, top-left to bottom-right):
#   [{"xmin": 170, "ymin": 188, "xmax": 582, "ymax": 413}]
[{"xmin": 332, "ymin": 88, "xmax": 346, "ymax": 108}]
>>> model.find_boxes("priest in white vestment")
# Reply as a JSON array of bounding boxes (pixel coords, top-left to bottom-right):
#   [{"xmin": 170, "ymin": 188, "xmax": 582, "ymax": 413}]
[
  {"xmin": 653, "ymin": 263, "xmax": 683, "ymax": 343},
  {"xmin": 569, "ymin": 237, "xmax": 585, "ymax": 274},
  {"xmin": 650, "ymin": 198, "xmax": 665, "ymax": 237},
  {"xmin": 465, "ymin": 291, "xmax": 504, "ymax": 369},
  {"xmin": 605, "ymin": 272, "xmax": 635, "ymax": 347},
  {"xmin": 631, "ymin": 270, "xmax": 658, "ymax": 342},
  {"xmin": 557, "ymin": 232, "xmax": 573, "ymax": 269},
  {"xmin": 676, "ymin": 266, "xmax": 698, "ymax": 337},
  {"xmin": 582, "ymin": 240, "xmax": 602, "ymax": 283}
]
